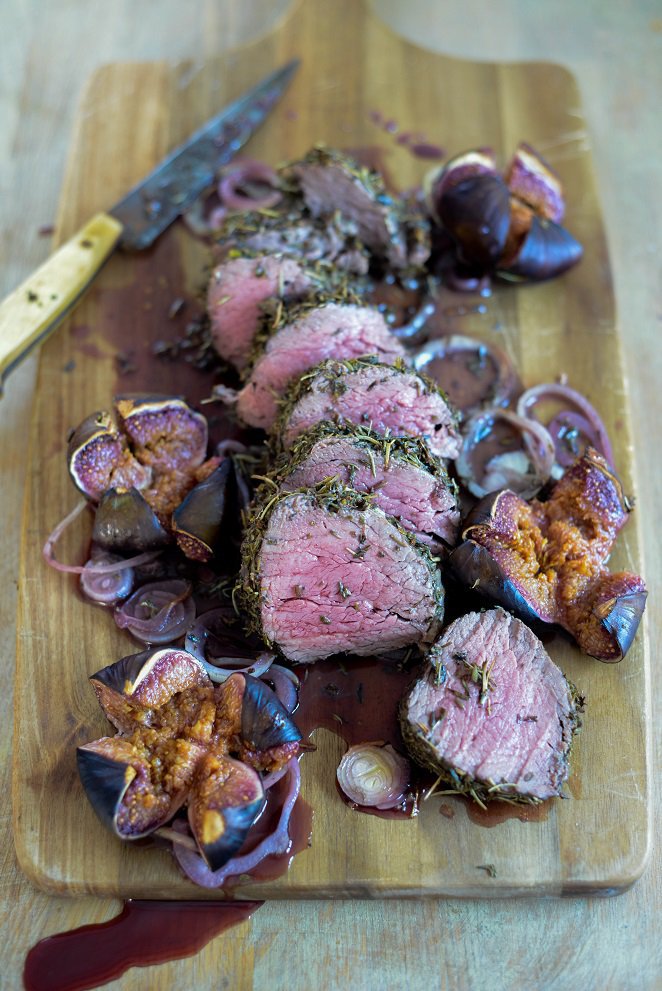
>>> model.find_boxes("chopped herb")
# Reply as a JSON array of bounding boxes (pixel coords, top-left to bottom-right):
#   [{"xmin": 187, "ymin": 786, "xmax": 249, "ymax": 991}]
[
  {"xmin": 477, "ymin": 864, "xmax": 497, "ymax": 878},
  {"xmin": 338, "ymin": 580, "xmax": 352, "ymax": 599},
  {"xmin": 320, "ymin": 614, "xmax": 332, "ymax": 625}
]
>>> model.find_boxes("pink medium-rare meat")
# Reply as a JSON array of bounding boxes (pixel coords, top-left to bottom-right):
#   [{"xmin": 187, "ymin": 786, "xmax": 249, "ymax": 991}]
[
  {"xmin": 207, "ymin": 254, "xmax": 314, "ymax": 371},
  {"xmin": 277, "ymin": 426, "xmax": 460, "ymax": 551},
  {"xmin": 238, "ymin": 488, "xmax": 445, "ymax": 664},
  {"xmin": 289, "ymin": 147, "xmax": 430, "ymax": 271},
  {"xmin": 276, "ymin": 357, "xmax": 461, "ymax": 459},
  {"xmin": 400, "ymin": 608, "xmax": 581, "ymax": 803},
  {"xmin": 223, "ymin": 209, "xmax": 371, "ymax": 276},
  {"xmin": 235, "ymin": 304, "xmax": 407, "ymax": 431}
]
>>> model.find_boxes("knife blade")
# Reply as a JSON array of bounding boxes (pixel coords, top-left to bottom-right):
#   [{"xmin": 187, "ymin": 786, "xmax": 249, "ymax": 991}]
[{"xmin": 0, "ymin": 59, "xmax": 299, "ymax": 390}]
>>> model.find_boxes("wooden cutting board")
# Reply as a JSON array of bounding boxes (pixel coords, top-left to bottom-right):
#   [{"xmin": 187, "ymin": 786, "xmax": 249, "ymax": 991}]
[{"xmin": 13, "ymin": 0, "xmax": 650, "ymax": 899}]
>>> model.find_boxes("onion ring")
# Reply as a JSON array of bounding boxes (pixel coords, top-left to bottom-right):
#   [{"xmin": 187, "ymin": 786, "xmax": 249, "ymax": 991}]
[
  {"xmin": 184, "ymin": 608, "xmax": 274, "ymax": 682},
  {"xmin": 517, "ymin": 381, "xmax": 614, "ymax": 467},
  {"xmin": 263, "ymin": 663, "xmax": 300, "ymax": 714},
  {"xmin": 43, "ymin": 500, "xmax": 160, "ymax": 575},
  {"xmin": 80, "ymin": 552, "xmax": 134, "ymax": 605},
  {"xmin": 114, "ymin": 579, "xmax": 195, "ymax": 644},
  {"xmin": 172, "ymin": 758, "xmax": 301, "ymax": 888},
  {"xmin": 391, "ymin": 299, "xmax": 436, "ymax": 341},
  {"xmin": 412, "ymin": 335, "xmax": 519, "ymax": 415},
  {"xmin": 181, "ymin": 187, "xmax": 227, "ymax": 240},
  {"xmin": 217, "ymin": 160, "xmax": 282, "ymax": 212},
  {"xmin": 456, "ymin": 407, "xmax": 556, "ymax": 498}
]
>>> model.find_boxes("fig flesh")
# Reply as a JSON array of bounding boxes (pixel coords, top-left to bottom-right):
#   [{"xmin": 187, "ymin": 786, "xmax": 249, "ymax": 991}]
[
  {"xmin": 78, "ymin": 648, "xmax": 302, "ymax": 867},
  {"xmin": 450, "ymin": 450, "xmax": 647, "ymax": 661}
]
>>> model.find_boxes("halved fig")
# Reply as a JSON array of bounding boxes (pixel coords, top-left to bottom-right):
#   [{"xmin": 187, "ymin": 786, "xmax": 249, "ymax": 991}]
[
  {"xmin": 90, "ymin": 647, "xmax": 211, "ymax": 732},
  {"xmin": 188, "ymin": 753, "xmax": 266, "ymax": 871},
  {"xmin": 215, "ymin": 673, "xmax": 302, "ymax": 772},
  {"xmin": 67, "ymin": 410, "xmax": 152, "ymax": 501},
  {"xmin": 438, "ymin": 174, "xmax": 511, "ymax": 269},
  {"xmin": 239, "ymin": 674, "xmax": 303, "ymax": 752},
  {"xmin": 499, "ymin": 214, "xmax": 583, "ymax": 282},
  {"xmin": 425, "ymin": 147, "xmax": 499, "ymax": 222},
  {"xmin": 77, "ymin": 736, "xmax": 205, "ymax": 839},
  {"xmin": 172, "ymin": 460, "xmax": 232, "ymax": 562},
  {"xmin": 450, "ymin": 450, "xmax": 646, "ymax": 661},
  {"xmin": 114, "ymin": 395, "xmax": 208, "ymax": 474},
  {"xmin": 573, "ymin": 572, "xmax": 647, "ymax": 662},
  {"xmin": 92, "ymin": 487, "xmax": 170, "ymax": 553},
  {"xmin": 505, "ymin": 142, "xmax": 565, "ymax": 223}
]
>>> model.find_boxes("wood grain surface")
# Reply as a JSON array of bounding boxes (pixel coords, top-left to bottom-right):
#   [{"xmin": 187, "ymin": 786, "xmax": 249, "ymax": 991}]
[
  {"xmin": 12, "ymin": 0, "xmax": 650, "ymax": 902},
  {"xmin": 3, "ymin": 0, "xmax": 661, "ymax": 988}
]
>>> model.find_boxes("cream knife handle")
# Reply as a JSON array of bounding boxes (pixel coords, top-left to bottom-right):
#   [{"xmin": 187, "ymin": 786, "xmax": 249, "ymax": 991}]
[{"xmin": 0, "ymin": 212, "xmax": 123, "ymax": 390}]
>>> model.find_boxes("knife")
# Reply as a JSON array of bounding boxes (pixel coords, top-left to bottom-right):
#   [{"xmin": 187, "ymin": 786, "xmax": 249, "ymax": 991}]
[{"xmin": 0, "ymin": 59, "xmax": 299, "ymax": 390}]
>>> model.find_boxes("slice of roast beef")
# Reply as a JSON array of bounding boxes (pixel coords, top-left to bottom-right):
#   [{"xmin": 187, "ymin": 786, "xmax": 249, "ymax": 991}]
[
  {"xmin": 237, "ymin": 486, "xmax": 445, "ymax": 664},
  {"xmin": 400, "ymin": 608, "xmax": 582, "ymax": 803},
  {"xmin": 235, "ymin": 303, "xmax": 407, "ymax": 431},
  {"xmin": 289, "ymin": 147, "xmax": 430, "ymax": 271},
  {"xmin": 273, "ymin": 424, "xmax": 460, "ymax": 551},
  {"xmin": 207, "ymin": 254, "xmax": 319, "ymax": 371},
  {"xmin": 219, "ymin": 194, "xmax": 372, "ymax": 275},
  {"xmin": 276, "ymin": 357, "xmax": 461, "ymax": 460}
]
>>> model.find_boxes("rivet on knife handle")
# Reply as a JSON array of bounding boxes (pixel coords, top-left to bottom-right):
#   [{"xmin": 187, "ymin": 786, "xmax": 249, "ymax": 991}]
[{"xmin": 0, "ymin": 213, "xmax": 123, "ymax": 391}]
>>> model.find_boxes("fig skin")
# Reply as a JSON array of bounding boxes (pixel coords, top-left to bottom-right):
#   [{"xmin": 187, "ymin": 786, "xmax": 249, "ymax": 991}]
[
  {"xmin": 90, "ymin": 647, "xmax": 209, "ymax": 731},
  {"xmin": 114, "ymin": 394, "xmax": 208, "ymax": 474},
  {"xmin": 438, "ymin": 174, "xmax": 511, "ymax": 269},
  {"xmin": 172, "ymin": 460, "xmax": 232, "ymax": 562},
  {"xmin": 450, "ymin": 451, "xmax": 646, "ymax": 662},
  {"xmin": 498, "ymin": 214, "xmax": 583, "ymax": 282},
  {"xmin": 77, "ymin": 736, "xmax": 203, "ymax": 839},
  {"xmin": 505, "ymin": 142, "xmax": 565, "ymax": 223},
  {"xmin": 92, "ymin": 487, "xmax": 170, "ymax": 553},
  {"xmin": 188, "ymin": 754, "xmax": 265, "ymax": 871},
  {"xmin": 68, "ymin": 410, "xmax": 152, "ymax": 501},
  {"xmin": 78, "ymin": 648, "xmax": 302, "ymax": 869}
]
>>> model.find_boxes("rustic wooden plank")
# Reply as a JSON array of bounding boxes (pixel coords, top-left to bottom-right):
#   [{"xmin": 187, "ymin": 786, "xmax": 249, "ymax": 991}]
[{"xmin": 13, "ymin": 0, "xmax": 649, "ymax": 900}]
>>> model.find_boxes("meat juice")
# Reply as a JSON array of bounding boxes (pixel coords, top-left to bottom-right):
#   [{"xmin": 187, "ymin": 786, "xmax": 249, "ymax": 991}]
[{"xmin": 23, "ymin": 900, "xmax": 262, "ymax": 991}]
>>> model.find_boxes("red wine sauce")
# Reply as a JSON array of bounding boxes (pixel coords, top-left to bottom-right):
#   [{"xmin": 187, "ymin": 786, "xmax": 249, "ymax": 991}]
[{"xmin": 23, "ymin": 899, "xmax": 262, "ymax": 991}]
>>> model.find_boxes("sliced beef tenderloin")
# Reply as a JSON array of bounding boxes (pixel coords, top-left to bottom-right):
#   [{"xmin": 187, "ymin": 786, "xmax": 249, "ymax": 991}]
[
  {"xmin": 235, "ymin": 303, "xmax": 407, "ymax": 431},
  {"xmin": 237, "ymin": 486, "xmax": 445, "ymax": 664},
  {"xmin": 275, "ymin": 357, "xmax": 461, "ymax": 460},
  {"xmin": 289, "ymin": 146, "xmax": 430, "ymax": 271},
  {"xmin": 272, "ymin": 424, "xmax": 460, "ymax": 551},
  {"xmin": 400, "ymin": 608, "xmax": 582, "ymax": 804},
  {"xmin": 207, "ymin": 254, "xmax": 319, "ymax": 372},
  {"xmin": 219, "ymin": 194, "xmax": 372, "ymax": 275}
]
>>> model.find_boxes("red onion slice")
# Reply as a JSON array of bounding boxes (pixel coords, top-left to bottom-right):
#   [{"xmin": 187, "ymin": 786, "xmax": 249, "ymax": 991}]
[
  {"xmin": 184, "ymin": 608, "xmax": 275, "ymax": 682},
  {"xmin": 517, "ymin": 381, "xmax": 614, "ymax": 467},
  {"xmin": 114, "ymin": 579, "xmax": 195, "ymax": 644},
  {"xmin": 215, "ymin": 439, "xmax": 248, "ymax": 458},
  {"xmin": 172, "ymin": 758, "xmax": 301, "ymax": 888},
  {"xmin": 263, "ymin": 664, "xmax": 299, "ymax": 714},
  {"xmin": 217, "ymin": 160, "xmax": 282, "ymax": 212},
  {"xmin": 412, "ymin": 335, "xmax": 519, "ymax": 416},
  {"xmin": 181, "ymin": 187, "xmax": 227, "ymax": 240},
  {"xmin": 337, "ymin": 744, "xmax": 410, "ymax": 810},
  {"xmin": 80, "ymin": 553, "xmax": 134, "ymax": 605},
  {"xmin": 43, "ymin": 500, "xmax": 160, "ymax": 575},
  {"xmin": 456, "ymin": 407, "xmax": 556, "ymax": 499}
]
